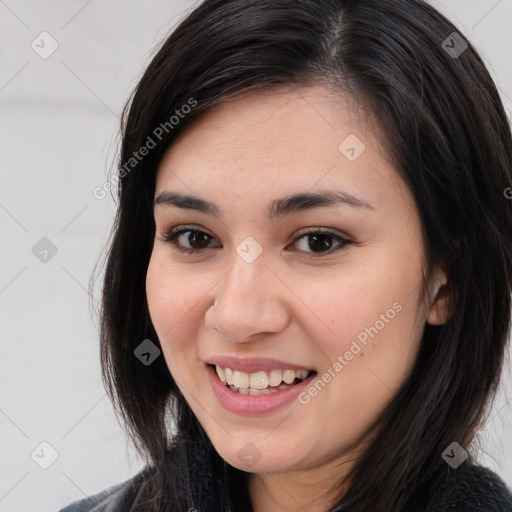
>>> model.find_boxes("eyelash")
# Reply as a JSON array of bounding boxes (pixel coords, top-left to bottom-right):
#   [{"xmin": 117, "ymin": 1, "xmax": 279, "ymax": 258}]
[{"xmin": 157, "ymin": 224, "xmax": 353, "ymax": 257}]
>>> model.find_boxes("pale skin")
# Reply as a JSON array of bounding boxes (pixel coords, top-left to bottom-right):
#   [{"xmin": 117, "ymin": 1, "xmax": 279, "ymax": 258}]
[{"xmin": 145, "ymin": 84, "xmax": 450, "ymax": 512}]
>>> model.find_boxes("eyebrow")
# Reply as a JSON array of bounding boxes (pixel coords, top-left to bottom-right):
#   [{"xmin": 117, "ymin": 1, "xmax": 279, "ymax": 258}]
[{"xmin": 154, "ymin": 189, "xmax": 374, "ymax": 221}]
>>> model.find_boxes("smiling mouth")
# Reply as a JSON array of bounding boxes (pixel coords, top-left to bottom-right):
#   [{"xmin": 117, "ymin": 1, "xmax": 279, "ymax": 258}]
[{"xmin": 210, "ymin": 364, "xmax": 316, "ymax": 396}]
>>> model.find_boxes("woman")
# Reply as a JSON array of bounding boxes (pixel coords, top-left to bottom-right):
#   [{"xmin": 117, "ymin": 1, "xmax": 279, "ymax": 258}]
[{"xmin": 61, "ymin": 0, "xmax": 512, "ymax": 510}]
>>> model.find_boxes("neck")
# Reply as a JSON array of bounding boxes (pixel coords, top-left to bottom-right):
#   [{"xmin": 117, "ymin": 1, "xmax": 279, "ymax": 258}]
[{"xmin": 248, "ymin": 463, "xmax": 351, "ymax": 512}]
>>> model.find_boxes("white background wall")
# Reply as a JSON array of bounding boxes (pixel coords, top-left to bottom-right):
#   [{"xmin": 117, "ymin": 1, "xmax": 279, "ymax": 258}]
[{"xmin": 0, "ymin": 1, "xmax": 511, "ymax": 511}]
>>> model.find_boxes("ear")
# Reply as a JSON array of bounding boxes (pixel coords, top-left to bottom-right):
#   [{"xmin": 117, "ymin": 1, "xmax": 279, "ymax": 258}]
[{"xmin": 426, "ymin": 266, "xmax": 451, "ymax": 325}]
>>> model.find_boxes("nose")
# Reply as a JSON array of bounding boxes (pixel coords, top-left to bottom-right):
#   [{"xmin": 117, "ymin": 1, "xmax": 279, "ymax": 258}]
[{"xmin": 204, "ymin": 253, "xmax": 290, "ymax": 342}]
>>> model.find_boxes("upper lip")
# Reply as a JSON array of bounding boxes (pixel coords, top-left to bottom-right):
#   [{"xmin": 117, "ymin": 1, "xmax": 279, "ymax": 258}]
[{"xmin": 205, "ymin": 355, "xmax": 315, "ymax": 373}]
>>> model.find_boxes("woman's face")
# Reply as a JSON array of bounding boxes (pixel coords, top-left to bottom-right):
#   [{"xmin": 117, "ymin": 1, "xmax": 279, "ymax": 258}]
[{"xmin": 146, "ymin": 85, "xmax": 447, "ymax": 482}]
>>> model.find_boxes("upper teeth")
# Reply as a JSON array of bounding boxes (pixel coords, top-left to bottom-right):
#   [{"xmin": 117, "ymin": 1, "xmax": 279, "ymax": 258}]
[{"xmin": 215, "ymin": 365, "xmax": 310, "ymax": 389}]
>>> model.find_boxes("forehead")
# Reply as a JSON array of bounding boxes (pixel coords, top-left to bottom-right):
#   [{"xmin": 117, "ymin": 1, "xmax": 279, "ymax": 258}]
[
  {"xmin": 154, "ymin": 84, "xmax": 409, "ymax": 219},
  {"xmin": 162, "ymin": 85, "xmax": 368, "ymax": 158}
]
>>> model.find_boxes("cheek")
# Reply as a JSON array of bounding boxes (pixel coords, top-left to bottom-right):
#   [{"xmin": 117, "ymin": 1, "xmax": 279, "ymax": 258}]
[
  {"xmin": 145, "ymin": 254, "xmax": 205, "ymax": 364},
  {"xmin": 310, "ymin": 257, "xmax": 422, "ymax": 350},
  {"xmin": 305, "ymin": 241, "xmax": 426, "ymax": 389},
  {"xmin": 296, "ymin": 269, "xmax": 424, "ymax": 450}
]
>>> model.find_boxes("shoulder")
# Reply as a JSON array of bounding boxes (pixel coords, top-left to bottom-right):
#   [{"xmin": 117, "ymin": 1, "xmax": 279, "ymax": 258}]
[
  {"xmin": 58, "ymin": 467, "xmax": 148, "ymax": 512},
  {"xmin": 428, "ymin": 463, "xmax": 512, "ymax": 511}
]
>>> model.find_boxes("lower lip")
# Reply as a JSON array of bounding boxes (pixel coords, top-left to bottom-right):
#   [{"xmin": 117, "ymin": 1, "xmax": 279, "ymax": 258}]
[{"xmin": 207, "ymin": 364, "xmax": 316, "ymax": 415}]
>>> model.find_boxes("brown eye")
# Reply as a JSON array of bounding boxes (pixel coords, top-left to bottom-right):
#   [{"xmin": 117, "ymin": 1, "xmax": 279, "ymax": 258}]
[
  {"xmin": 158, "ymin": 225, "xmax": 352, "ymax": 257},
  {"xmin": 290, "ymin": 231, "xmax": 351, "ymax": 256},
  {"xmin": 158, "ymin": 227, "xmax": 220, "ymax": 254}
]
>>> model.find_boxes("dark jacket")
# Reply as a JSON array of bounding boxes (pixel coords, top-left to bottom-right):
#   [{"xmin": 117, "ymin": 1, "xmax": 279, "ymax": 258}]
[{"xmin": 59, "ymin": 463, "xmax": 512, "ymax": 512}]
